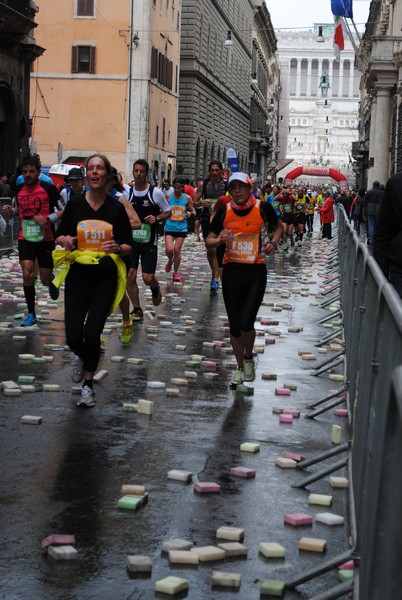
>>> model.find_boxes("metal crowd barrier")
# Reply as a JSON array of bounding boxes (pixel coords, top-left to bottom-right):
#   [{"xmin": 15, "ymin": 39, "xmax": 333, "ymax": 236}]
[
  {"xmin": 0, "ymin": 196, "xmax": 19, "ymax": 255},
  {"xmin": 337, "ymin": 208, "xmax": 402, "ymax": 598}
]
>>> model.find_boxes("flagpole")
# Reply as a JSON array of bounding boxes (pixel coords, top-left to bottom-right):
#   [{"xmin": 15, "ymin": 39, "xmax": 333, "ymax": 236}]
[{"xmin": 343, "ymin": 18, "xmax": 366, "ymax": 71}]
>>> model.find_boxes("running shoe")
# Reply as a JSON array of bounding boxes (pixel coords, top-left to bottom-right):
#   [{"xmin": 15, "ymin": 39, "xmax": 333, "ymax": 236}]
[
  {"xmin": 77, "ymin": 385, "xmax": 96, "ymax": 408},
  {"xmin": 72, "ymin": 355, "xmax": 84, "ymax": 383},
  {"xmin": 230, "ymin": 368, "xmax": 244, "ymax": 388},
  {"xmin": 210, "ymin": 279, "xmax": 220, "ymax": 292},
  {"xmin": 48, "ymin": 282, "xmax": 59, "ymax": 300},
  {"xmin": 130, "ymin": 307, "xmax": 144, "ymax": 321},
  {"xmin": 100, "ymin": 335, "xmax": 106, "ymax": 352},
  {"xmin": 173, "ymin": 272, "xmax": 181, "ymax": 282},
  {"xmin": 165, "ymin": 259, "xmax": 173, "ymax": 273},
  {"xmin": 283, "ymin": 244, "xmax": 289, "ymax": 252},
  {"xmin": 121, "ymin": 317, "xmax": 133, "ymax": 344},
  {"xmin": 290, "ymin": 237, "xmax": 295, "ymax": 247},
  {"xmin": 21, "ymin": 313, "xmax": 37, "ymax": 327},
  {"xmin": 243, "ymin": 358, "xmax": 256, "ymax": 382},
  {"xmin": 151, "ymin": 286, "xmax": 162, "ymax": 306}
]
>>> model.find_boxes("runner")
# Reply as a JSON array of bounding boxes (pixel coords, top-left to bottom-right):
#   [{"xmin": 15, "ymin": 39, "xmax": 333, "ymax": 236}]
[
  {"xmin": 54, "ymin": 153, "xmax": 133, "ymax": 407},
  {"xmin": 164, "ymin": 178, "xmax": 195, "ymax": 282},
  {"xmin": 293, "ymin": 187, "xmax": 308, "ymax": 247},
  {"xmin": 126, "ymin": 159, "xmax": 171, "ymax": 320},
  {"xmin": 278, "ymin": 189, "xmax": 296, "ymax": 251},
  {"xmin": 2, "ymin": 155, "xmax": 62, "ymax": 326},
  {"xmin": 206, "ymin": 172, "xmax": 283, "ymax": 388},
  {"xmin": 194, "ymin": 160, "xmax": 228, "ymax": 291}
]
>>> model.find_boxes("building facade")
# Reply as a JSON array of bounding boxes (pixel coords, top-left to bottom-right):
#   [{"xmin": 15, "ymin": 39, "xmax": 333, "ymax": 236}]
[
  {"xmin": 277, "ymin": 26, "xmax": 360, "ymax": 187},
  {"xmin": 176, "ymin": 0, "xmax": 279, "ymax": 181},
  {"xmin": 30, "ymin": 0, "xmax": 181, "ymax": 182},
  {"xmin": 354, "ymin": 0, "xmax": 402, "ymax": 188},
  {"xmin": 0, "ymin": 0, "xmax": 43, "ymax": 176}
]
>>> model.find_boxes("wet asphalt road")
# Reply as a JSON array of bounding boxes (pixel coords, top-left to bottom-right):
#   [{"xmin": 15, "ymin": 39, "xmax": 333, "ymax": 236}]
[{"xmin": 0, "ymin": 232, "xmax": 350, "ymax": 600}]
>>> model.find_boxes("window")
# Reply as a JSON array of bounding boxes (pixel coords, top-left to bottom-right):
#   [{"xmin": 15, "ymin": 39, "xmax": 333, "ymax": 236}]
[
  {"xmin": 150, "ymin": 46, "xmax": 173, "ymax": 90},
  {"xmin": 156, "ymin": 125, "xmax": 159, "ymax": 145},
  {"xmin": 162, "ymin": 117, "xmax": 166, "ymax": 148},
  {"xmin": 77, "ymin": 0, "xmax": 94, "ymax": 16},
  {"xmin": 72, "ymin": 46, "xmax": 96, "ymax": 74}
]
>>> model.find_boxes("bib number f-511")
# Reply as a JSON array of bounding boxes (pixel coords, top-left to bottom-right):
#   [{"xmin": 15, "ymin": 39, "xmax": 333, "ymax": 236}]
[{"xmin": 77, "ymin": 220, "xmax": 113, "ymax": 251}]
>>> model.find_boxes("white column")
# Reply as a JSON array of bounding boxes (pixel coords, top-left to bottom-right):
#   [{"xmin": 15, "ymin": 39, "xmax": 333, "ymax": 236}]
[
  {"xmin": 328, "ymin": 60, "xmax": 333, "ymax": 98},
  {"xmin": 307, "ymin": 58, "xmax": 312, "ymax": 96},
  {"xmin": 296, "ymin": 59, "xmax": 302, "ymax": 96},
  {"xmin": 349, "ymin": 62, "xmax": 354, "ymax": 98},
  {"xmin": 369, "ymin": 83, "xmax": 393, "ymax": 186},
  {"xmin": 317, "ymin": 59, "xmax": 323, "ymax": 96},
  {"xmin": 338, "ymin": 60, "xmax": 344, "ymax": 97}
]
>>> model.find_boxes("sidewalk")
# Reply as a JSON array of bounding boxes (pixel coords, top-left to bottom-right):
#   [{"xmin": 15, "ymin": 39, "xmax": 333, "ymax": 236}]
[{"xmin": 0, "ymin": 232, "xmax": 350, "ymax": 599}]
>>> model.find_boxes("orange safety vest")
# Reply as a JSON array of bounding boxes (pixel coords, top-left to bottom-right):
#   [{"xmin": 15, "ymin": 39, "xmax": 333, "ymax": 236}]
[{"xmin": 223, "ymin": 199, "xmax": 265, "ymax": 265}]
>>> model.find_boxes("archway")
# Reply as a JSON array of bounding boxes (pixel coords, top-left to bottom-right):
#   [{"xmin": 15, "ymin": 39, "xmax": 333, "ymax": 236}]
[{"xmin": 284, "ymin": 166, "xmax": 349, "ymax": 191}]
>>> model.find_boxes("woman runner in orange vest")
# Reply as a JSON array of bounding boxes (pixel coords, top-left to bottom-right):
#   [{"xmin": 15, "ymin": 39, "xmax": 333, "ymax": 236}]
[{"xmin": 206, "ymin": 172, "xmax": 283, "ymax": 388}]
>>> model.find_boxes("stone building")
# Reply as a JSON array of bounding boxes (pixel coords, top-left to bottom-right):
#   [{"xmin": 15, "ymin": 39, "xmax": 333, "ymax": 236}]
[
  {"xmin": 30, "ymin": 0, "xmax": 181, "ymax": 182},
  {"xmin": 354, "ymin": 0, "xmax": 402, "ymax": 188},
  {"xmin": 0, "ymin": 0, "xmax": 43, "ymax": 176},
  {"xmin": 277, "ymin": 25, "xmax": 360, "ymax": 187},
  {"xmin": 176, "ymin": 0, "xmax": 279, "ymax": 180}
]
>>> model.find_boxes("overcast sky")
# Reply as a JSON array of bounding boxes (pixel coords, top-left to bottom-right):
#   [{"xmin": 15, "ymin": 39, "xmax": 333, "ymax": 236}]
[{"xmin": 266, "ymin": 0, "xmax": 371, "ymax": 30}]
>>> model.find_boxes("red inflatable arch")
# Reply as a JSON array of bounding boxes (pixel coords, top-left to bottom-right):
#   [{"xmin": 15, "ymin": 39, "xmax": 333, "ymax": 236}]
[{"xmin": 284, "ymin": 166, "xmax": 348, "ymax": 191}]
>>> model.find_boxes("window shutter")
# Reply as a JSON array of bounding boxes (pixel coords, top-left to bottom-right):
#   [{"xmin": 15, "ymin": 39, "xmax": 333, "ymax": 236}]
[
  {"xmin": 89, "ymin": 46, "xmax": 96, "ymax": 74},
  {"xmin": 71, "ymin": 46, "xmax": 78, "ymax": 73}
]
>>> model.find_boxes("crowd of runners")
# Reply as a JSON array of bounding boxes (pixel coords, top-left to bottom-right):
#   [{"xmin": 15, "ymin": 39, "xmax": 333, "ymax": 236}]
[{"xmin": 1, "ymin": 154, "xmax": 350, "ymax": 405}]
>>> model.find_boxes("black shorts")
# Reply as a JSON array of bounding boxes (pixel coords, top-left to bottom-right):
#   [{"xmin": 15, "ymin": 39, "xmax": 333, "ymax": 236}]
[
  {"xmin": 294, "ymin": 214, "xmax": 307, "ymax": 226},
  {"xmin": 18, "ymin": 239, "xmax": 55, "ymax": 268},
  {"xmin": 201, "ymin": 217, "xmax": 211, "ymax": 240},
  {"xmin": 165, "ymin": 231, "xmax": 187, "ymax": 238},
  {"xmin": 195, "ymin": 207, "xmax": 202, "ymax": 221},
  {"xmin": 130, "ymin": 242, "xmax": 158, "ymax": 274},
  {"xmin": 281, "ymin": 216, "xmax": 294, "ymax": 225}
]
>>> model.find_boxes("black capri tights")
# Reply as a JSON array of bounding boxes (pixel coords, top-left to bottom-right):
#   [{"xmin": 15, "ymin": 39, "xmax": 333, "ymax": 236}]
[
  {"xmin": 222, "ymin": 263, "xmax": 267, "ymax": 338},
  {"xmin": 64, "ymin": 260, "xmax": 117, "ymax": 373}
]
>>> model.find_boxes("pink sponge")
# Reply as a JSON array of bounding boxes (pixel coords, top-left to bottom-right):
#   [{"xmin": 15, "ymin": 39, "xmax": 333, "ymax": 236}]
[
  {"xmin": 230, "ymin": 466, "xmax": 256, "ymax": 478},
  {"xmin": 284, "ymin": 452, "xmax": 304, "ymax": 462},
  {"xmin": 194, "ymin": 482, "xmax": 221, "ymax": 493},
  {"xmin": 284, "ymin": 512, "xmax": 313, "ymax": 526},
  {"xmin": 275, "ymin": 388, "xmax": 291, "ymax": 396}
]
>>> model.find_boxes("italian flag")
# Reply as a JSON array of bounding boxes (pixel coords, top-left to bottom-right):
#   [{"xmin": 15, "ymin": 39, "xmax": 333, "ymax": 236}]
[{"xmin": 333, "ymin": 15, "xmax": 345, "ymax": 61}]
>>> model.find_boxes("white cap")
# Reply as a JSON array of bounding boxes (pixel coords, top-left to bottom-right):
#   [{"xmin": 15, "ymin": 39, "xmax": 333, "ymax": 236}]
[{"xmin": 228, "ymin": 172, "xmax": 251, "ymax": 186}]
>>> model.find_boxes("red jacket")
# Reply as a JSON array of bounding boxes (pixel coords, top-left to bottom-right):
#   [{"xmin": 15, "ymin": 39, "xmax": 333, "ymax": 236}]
[{"xmin": 319, "ymin": 197, "xmax": 335, "ymax": 223}]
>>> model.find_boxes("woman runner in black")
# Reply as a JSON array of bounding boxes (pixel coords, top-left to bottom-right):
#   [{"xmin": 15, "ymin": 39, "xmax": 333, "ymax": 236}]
[{"xmin": 55, "ymin": 154, "xmax": 133, "ymax": 407}]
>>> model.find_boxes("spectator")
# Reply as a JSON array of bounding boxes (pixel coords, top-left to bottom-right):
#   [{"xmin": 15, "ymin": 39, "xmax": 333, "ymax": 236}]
[
  {"xmin": 373, "ymin": 172, "xmax": 402, "ymax": 298},
  {"xmin": 363, "ymin": 180, "xmax": 384, "ymax": 247}
]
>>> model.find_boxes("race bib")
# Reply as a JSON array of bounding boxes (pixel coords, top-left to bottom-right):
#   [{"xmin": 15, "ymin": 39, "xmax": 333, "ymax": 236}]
[
  {"xmin": 295, "ymin": 203, "xmax": 304, "ymax": 212},
  {"xmin": 22, "ymin": 219, "xmax": 45, "ymax": 242},
  {"xmin": 77, "ymin": 219, "xmax": 113, "ymax": 251},
  {"xmin": 226, "ymin": 233, "xmax": 259, "ymax": 263},
  {"xmin": 283, "ymin": 203, "xmax": 293, "ymax": 214},
  {"xmin": 271, "ymin": 200, "xmax": 281, "ymax": 211},
  {"xmin": 132, "ymin": 223, "xmax": 151, "ymax": 244},
  {"xmin": 170, "ymin": 205, "xmax": 185, "ymax": 222}
]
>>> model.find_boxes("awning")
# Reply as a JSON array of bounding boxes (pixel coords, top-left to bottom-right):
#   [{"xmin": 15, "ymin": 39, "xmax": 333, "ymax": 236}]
[{"xmin": 276, "ymin": 159, "xmax": 294, "ymax": 172}]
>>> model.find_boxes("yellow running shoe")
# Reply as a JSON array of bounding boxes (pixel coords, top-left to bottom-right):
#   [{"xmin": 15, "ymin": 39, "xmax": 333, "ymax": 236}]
[{"xmin": 121, "ymin": 317, "xmax": 133, "ymax": 344}]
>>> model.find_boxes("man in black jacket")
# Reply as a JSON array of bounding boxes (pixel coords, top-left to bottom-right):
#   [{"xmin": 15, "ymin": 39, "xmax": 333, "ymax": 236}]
[
  {"xmin": 364, "ymin": 180, "xmax": 384, "ymax": 247},
  {"xmin": 373, "ymin": 172, "xmax": 402, "ymax": 298}
]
